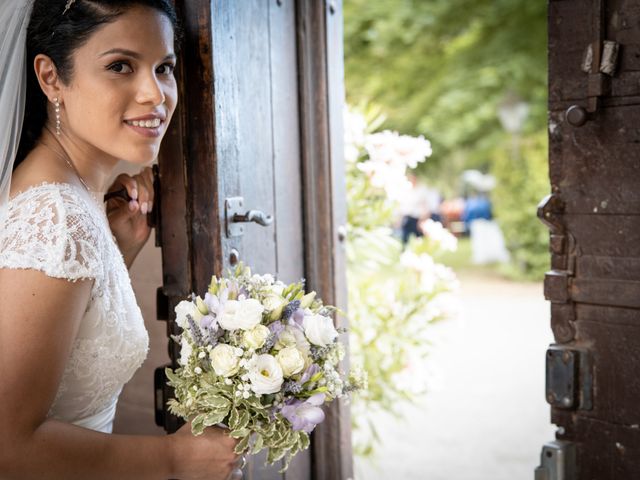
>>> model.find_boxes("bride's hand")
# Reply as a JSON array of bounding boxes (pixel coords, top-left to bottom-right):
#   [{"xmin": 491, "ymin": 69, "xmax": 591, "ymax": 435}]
[
  {"xmin": 105, "ymin": 167, "xmax": 154, "ymax": 267},
  {"xmin": 170, "ymin": 422, "xmax": 240, "ymax": 480}
]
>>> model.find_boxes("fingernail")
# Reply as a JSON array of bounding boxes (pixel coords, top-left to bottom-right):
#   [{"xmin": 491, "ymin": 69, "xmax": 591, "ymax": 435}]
[
  {"xmin": 131, "ymin": 188, "xmax": 138, "ymax": 200},
  {"xmin": 129, "ymin": 200, "xmax": 137, "ymax": 212},
  {"xmin": 141, "ymin": 202, "xmax": 148, "ymax": 215}
]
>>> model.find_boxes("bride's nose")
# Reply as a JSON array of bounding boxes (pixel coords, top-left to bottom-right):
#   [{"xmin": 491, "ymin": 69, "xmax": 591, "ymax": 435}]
[{"xmin": 135, "ymin": 71, "xmax": 165, "ymax": 106}]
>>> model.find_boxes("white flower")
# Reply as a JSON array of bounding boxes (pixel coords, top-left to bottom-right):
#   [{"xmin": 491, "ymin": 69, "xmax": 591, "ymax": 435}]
[
  {"xmin": 275, "ymin": 326, "xmax": 311, "ymax": 356},
  {"xmin": 419, "ymin": 219, "xmax": 458, "ymax": 252},
  {"xmin": 179, "ymin": 336, "xmax": 193, "ymax": 366},
  {"xmin": 247, "ymin": 354, "xmax": 284, "ymax": 395},
  {"xmin": 175, "ymin": 300, "xmax": 201, "ymax": 329},
  {"xmin": 276, "ymin": 347, "xmax": 306, "ymax": 377},
  {"xmin": 209, "ymin": 344, "xmax": 241, "ymax": 377},
  {"xmin": 358, "ymin": 129, "xmax": 432, "ymax": 201},
  {"xmin": 243, "ymin": 324, "xmax": 271, "ymax": 350},
  {"xmin": 218, "ymin": 298, "xmax": 265, "ymax": 331},
  {"xmin": 270, "ymin": 282, "xmax": 286, "ymax": 296},
  {"xmin": 303, "ymin": 313, "xmax": 338, "ymax": 347},
  {"xmin": 263, "ymin": 293, "xmax": 287, "ymax": 320}
]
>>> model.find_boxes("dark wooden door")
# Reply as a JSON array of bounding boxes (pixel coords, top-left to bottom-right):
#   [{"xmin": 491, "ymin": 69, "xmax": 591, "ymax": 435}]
[
  {"xmin": 538, "ymin": 1, "xmax": 640, "ymax": 479},
  {"xmin": 153, "ymin": 1, "xmax": 352, "ymax": 479}
]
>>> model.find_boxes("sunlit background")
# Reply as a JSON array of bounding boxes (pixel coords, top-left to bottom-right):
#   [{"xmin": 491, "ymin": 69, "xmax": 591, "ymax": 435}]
[{"xmin": 342, "ymin": 1, "xmax": 555, "ymax": 478}]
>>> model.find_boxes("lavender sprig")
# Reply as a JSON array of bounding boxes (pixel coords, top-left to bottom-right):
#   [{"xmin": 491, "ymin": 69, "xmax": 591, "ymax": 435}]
[
  {"xmin": 281, "ymin": 300, "xmax": 301, "ymax": 322},
  {"xmin": 187, "ymin": 314, "xmax": 205, "ymax": 346}
]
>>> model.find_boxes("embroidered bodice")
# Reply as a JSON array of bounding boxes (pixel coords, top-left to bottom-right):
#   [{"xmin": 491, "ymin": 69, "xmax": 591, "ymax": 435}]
[{"xmin": 0, "ymin": 182, "xmax": 149, "ymax": 433}]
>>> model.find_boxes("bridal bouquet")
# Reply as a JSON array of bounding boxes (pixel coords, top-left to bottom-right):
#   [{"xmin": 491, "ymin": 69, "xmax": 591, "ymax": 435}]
[{"xmin": 165, "ymin": 264, "xmax": 364, "ymax": 470}]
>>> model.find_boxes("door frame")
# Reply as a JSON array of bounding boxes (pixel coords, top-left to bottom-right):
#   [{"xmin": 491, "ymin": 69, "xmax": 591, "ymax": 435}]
[{"xmin": 157, "ymin": 1, "xmax": 353, "ymax": 478}]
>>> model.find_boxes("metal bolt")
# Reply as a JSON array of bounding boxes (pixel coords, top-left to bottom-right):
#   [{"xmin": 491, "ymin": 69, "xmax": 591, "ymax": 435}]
[
  {"xmin": 230, "ymin": 248, "xmax": 240, "ymax": 266},
  {"xmin": 562, "ymin": 350, "xmax": 571, "ymax": 364},
  {"xmin": 337, "ymin": 225, "xmax": 347, "ymax": 242},
  {"xmin": 562, "ymin": 396, "xmax": 573, "ymax": 407},
  {"xmin": 547, "ymin": 393, "xmax": 556, "ymax": 404}
]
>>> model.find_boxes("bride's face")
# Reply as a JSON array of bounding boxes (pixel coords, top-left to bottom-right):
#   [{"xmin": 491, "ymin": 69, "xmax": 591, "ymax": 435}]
[{"xmin": 59, "ymin": 5, "xmax": 177, "ymax": 165}]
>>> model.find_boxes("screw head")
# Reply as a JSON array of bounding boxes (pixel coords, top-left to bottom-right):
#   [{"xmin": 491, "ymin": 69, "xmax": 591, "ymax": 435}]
[{"xmin": 230, "ymin": 248, "xmax": 240, "ymax": 266}]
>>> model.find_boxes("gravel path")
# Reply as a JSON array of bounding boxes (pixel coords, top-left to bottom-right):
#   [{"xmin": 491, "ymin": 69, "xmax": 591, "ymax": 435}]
[{"xmin": 354, "ymin": 273, "xmax": 556, "ymax": 480}]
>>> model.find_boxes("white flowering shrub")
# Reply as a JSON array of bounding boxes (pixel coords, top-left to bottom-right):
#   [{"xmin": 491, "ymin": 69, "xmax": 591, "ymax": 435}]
[{"xmin": 345, "ymin": 106, "xmax": 459, "ymax": 456}]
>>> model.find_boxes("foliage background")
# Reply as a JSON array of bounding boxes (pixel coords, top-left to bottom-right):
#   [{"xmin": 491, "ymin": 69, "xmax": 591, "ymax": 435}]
[{"xmin": 344, "ymin": 0, "xmax": 549, "ymax": 279}]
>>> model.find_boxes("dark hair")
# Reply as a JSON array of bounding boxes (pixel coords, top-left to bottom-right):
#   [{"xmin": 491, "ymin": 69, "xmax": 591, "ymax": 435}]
[{"xmin": 15, "ymin": 0, "xmax": 181, "ymax": 168}]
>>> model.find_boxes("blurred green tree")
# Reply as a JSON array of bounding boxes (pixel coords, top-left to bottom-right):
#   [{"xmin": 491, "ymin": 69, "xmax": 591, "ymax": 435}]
[{"xmin": 344, "ymin": 0, "xmax": 549, "ymax": 278}]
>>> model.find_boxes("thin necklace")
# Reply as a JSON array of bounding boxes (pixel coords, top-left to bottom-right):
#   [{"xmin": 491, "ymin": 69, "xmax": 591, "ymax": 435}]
[
  {"xmin": 43, "ymin": 141, "xmax": 93, "ymax": 194},
  {"xmin": 62, "ymin": 155, "xmax": 92, "ymax": 193}
]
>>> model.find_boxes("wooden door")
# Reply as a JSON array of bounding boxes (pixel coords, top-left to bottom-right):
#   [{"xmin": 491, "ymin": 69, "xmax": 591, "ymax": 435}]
[
  {"xmin": 538, "ymin": 1, "xmax": 640, "ymax": 478},
  {"xmin": 153, "ymin": 1, "xmax": 352, "ymax": 479}
]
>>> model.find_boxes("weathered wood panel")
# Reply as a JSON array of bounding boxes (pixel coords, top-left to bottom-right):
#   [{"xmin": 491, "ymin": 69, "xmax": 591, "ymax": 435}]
[
  {"xmin": 297, "ymin": 1, "xmax": 353, "ymax": 479},
  {"xmin": 270, "ymin": 0, "xmax": 305, "ymax": 285},
  {"xmin": 548, "ymin": 105, "xmax": 640, "ymax": 214},
  {"xmin": 557, "ymin": 417, "xmax": 640, "ymax": 480},
  {"xmin": 546, "ymin": 0, "xmax": 640, "ymax": 478},
  {"xmin": 149, "ymin": 1, "xmax": 351, "ymax": 477}
]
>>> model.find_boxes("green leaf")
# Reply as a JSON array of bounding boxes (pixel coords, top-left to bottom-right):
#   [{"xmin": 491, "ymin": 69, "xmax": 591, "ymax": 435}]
[
  {"xmin": 203, "ymin": 411, "xmax": 227, "ymax": 427},
  {"xmin": 235, "ymin": 434, "xmax": 251, "ymax": 454}
]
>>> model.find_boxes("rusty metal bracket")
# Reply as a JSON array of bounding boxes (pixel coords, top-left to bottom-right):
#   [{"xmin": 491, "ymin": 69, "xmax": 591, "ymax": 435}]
[
  {"xmin": 566, "ymin": 0, "xmax": 620, "ymax": 127},
  {"xmin": 539, "ymin": 193, "xmax": 579, "ymax": 342},
  {"xmin": 546, "ymin": 345, "xmax": 593, "ymax": 411},
  {"xmin": 538, "ymin": 194, "xmax": 565, "ymax": 235},
  {"xmin": 534, "ymin": 440, "xmax": 576, "ymax": 480}
]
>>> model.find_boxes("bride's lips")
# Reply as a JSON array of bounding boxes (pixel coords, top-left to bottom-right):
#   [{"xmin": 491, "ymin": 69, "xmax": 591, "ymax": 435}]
[{"xmin": 123, "ymin": 112, "xmax": 166, "ymax": 138}]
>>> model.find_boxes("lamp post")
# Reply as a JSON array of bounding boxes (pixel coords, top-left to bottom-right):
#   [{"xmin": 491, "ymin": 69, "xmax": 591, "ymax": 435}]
[{"xmin": 497, "ymin": 92, "xmax": 529, "ymax": 162}]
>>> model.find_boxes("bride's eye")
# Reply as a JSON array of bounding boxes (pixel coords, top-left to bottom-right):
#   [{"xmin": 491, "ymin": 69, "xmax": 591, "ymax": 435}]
[
  {"xmin": 157, "ymin": 63, "xmax": 175, "ymax": 75},
  {"xmin": 107, "ymin": 62, "xmax": 133, "ymax": 74}
]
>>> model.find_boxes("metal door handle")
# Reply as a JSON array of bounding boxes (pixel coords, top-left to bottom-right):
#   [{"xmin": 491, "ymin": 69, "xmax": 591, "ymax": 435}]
[{"xmin": 232, "ymin": 210, "xmax": 274, "ymax": 226}]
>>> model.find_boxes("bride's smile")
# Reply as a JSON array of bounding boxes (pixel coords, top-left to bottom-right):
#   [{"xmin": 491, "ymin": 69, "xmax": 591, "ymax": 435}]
[{"xmin": 53, "ymin": 5, "xmax": 177, "ymax": 172}]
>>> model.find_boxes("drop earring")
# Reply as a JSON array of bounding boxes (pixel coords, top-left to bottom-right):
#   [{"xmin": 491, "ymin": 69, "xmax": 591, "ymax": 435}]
[{"xmin": 54, "ymin": 98, "xmax": 61, "ymax": 135}]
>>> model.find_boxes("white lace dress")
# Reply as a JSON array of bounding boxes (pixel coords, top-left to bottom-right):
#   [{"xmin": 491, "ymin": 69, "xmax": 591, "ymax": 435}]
[{"xmin": 0, "ymin": 182, "xmax": 149, "ymax": 433}]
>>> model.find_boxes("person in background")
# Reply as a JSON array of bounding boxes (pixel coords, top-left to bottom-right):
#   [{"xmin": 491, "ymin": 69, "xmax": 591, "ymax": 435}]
[{"xmin": 398, "ymin": 173, "xmax": 441, "ymax": 244}]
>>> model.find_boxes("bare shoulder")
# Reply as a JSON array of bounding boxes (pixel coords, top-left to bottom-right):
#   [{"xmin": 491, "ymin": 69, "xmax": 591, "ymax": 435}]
[{"xmin": 9, "ymin": 145, "xmax": 74, "ymax": 199}]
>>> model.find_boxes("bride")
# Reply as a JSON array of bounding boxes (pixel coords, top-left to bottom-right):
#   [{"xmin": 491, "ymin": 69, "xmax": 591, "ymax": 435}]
[{"xmin": 0, "ymin": 1, "xmax": 242, "ymax": 479}]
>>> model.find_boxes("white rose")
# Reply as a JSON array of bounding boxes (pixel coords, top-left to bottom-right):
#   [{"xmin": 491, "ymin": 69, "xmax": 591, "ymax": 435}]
[
  {"xmin": 275, "ymin": 326, "xmax": 310, "ymax": 353},
  {"xmin": 303, "ymin": 314, "xmax": 338, "ymax": 347},
  {"xmin": 247, "ymin": 354, "xmax": 284, "ymax": 395},
  {"xmin": 275, "ymin": 326, "xmax": 297, "ymax": 349},
  {"xmin": 263, "ymin": 294, "xmax": 286, "ymax": 311},
  {"xmin": 243, "ymin": 324, "xmax": 271, "ymax": 350},
  {"xmin": 270, "ymin": 282, "xmax": 285, "ymax": 296},
  {"xmin": 218, "ymin": 298, "xmax": 265, "ymax": 331},
  {"xmin": 276, "ymin": 347, "xmax": 305, "ymax": 377},
  {"xmin": 263, "ymin": 294, "xmax": 287, "ymax": 321},
  {"xmin": 209, "ymin": 344, "xmax": 241, "ymax": 377},
  {"xmin": 179, "ymin": 337, "xmax": 193, "ymax": 366},
  {"xmin": 175, "ymin": 300, "xmax": 202, "ymax": 329}
]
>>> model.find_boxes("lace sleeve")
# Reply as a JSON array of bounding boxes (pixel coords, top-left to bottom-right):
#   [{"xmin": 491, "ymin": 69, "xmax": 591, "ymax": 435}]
[{"xmin": 0, "ymin": 186, "xmax": 103, "ymax": 282}]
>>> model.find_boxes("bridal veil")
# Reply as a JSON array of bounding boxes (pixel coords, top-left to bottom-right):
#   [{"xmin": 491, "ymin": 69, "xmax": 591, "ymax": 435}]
[{"xmin": 0, "ymin": 0, "xmax": 32, "ymax": 226}]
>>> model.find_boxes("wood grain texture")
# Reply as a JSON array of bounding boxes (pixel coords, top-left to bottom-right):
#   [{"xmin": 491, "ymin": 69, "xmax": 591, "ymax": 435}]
[
  {"xmin": 547, "ymin": 1, "xmax": 640, "ymax": 477},
  {"xmin": 155, "ymin": 1, "xmax": 351, "ymax": 476},
  {"xmin": 548, "ymin": 105, "xmax": 640, "ymax": 215},
  {"xmin": 183, "ymin": 0, "xmax": 223, "ymax": 294},
  {"xmin": 297, "ymin": 1, "xmax": 353, "ymax": 479}
]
